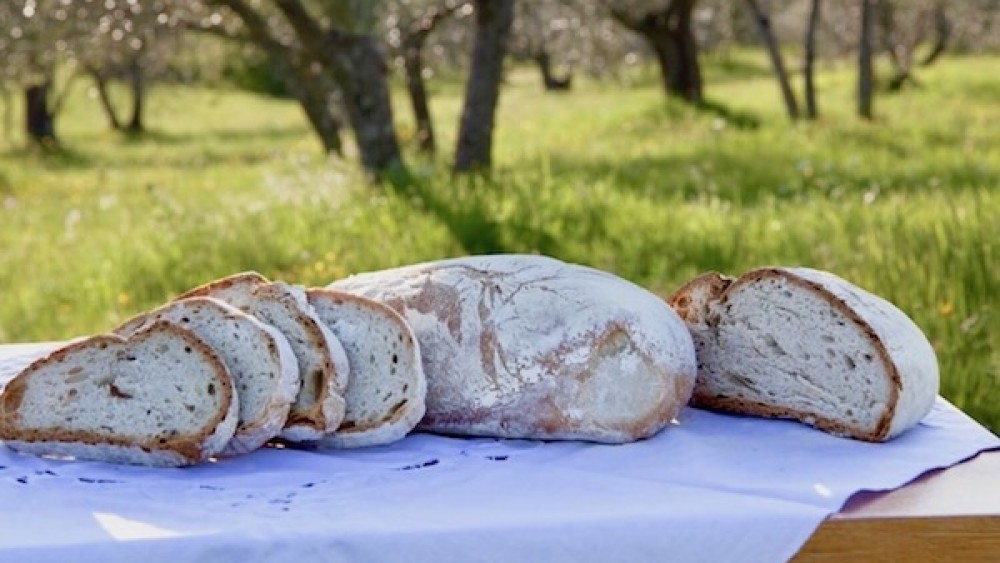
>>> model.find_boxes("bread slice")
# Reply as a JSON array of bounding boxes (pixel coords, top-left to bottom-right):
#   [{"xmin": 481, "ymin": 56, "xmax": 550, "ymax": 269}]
[
  {"xmin": 306, "ymin": 289, "xmax": 426, "ymax": 448},
  {"xmin": 0, "ymin": 321, "xmax": 239, "ymax": 467},
  {"xmin": 178, "ymin": 272, "xmax": 349, "ymax": 441},
  {"xmin": 668, "ymin": 267, "xmax": 940, "ymax": 441},
  {"xmin": 115, "ymin": 297, "xmax": 299, "ymax": 454}
]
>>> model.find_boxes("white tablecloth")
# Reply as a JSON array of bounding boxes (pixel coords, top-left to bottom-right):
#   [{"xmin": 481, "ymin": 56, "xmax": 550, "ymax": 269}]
[{"xmin": 1, "ymin": 342, "xmax": 997, "ymax": 563}]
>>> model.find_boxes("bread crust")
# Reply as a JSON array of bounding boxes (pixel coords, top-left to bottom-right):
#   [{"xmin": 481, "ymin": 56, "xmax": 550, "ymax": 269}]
[
  {"xmin": 0, "ymin": 322, "xmax": 237, "ymax": 466},
  {"xmin": 331, "ymin": 254, "xmax": 697, "ymax": 443},
  {"xmin": 669, "ymin": 266, "xmax": 938, "ymax": 442},
  {"xmin": 668, "ymin": 271, "xmax": 733, "ymax": 325},
  {"xmin": 176, "ymin": 271, "xmax": 270, "ymax": 300}
]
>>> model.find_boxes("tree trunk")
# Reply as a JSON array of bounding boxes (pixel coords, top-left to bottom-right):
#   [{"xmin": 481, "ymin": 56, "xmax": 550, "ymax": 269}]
[
  {"xmin": 454, "ymin": 0, "xmax": 515, "ymax": 173},
  {"xmin": 877, "ymin": 0, "xmax": 916, "ymax": 92},
  {"xmin": 89, "ymin": 68, "xmax": 123, "ymax": 131},
  {"xmin": 207, "ymin": 0, "xmax": 343, "ymax": 155},
  {"xmin": 274, "ymin": 0, "xmax": 405, "ymax": 181},
  {"xmin": 858, "ymin": 0, "xmax": 875, "ymax": 120},
  {"xmin": 1, "ymin": 82, "xmax": 12, "ymax": 142},
  {"xmin": 404, "ymin": 34, "xmax": 436, "ymax": 154},
  {"xmin": 611, "ymin": 1, "xmax": 703, "ymax": 103},
  {"xmin": 920, "ymin": 1, "xmax": 949, "ymax": 67},
  {"xmin": 402, "ymin": 1, "xmax": 468, "ymax": 155},
  {"xmin": 295, "ymin": 64, "xmax": 344, "ymax": 156},
  {"xmin": 335, "ymin": 34, "xmax": 406, "ymax": 178},
  {"xmin": 745, "ymin": 0, "xmax": 799, "ymax": 120},
  {"xmin": 803, "ymin": 0, "xmax": 822, "ymax": 119},
  {"xmin": 534, "ymin": 51, "xmax": 572, "ymax": 91},
  {"xmin": 25, "ymin": 82, "xmax": 57, "ymax": 145},
  {"xmin": 126, "ymin": 58, "xmax": 145, "ymax": 133}
]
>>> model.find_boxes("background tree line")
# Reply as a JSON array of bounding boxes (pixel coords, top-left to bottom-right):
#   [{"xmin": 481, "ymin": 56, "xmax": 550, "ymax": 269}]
[{"xmin": 1, "ymin": 0, "xmax": 998, "ymax": 181}]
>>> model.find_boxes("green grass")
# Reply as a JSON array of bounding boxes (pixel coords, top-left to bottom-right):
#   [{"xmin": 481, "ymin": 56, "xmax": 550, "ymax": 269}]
[{"xmin": 1, "ymin": 53, "xmax": 997, "ymax": 433}]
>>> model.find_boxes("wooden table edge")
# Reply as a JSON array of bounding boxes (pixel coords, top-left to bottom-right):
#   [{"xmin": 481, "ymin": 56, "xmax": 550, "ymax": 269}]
[{"xmin": 793, "ymin": 448, "xmax": 1000, "ymax": 562}]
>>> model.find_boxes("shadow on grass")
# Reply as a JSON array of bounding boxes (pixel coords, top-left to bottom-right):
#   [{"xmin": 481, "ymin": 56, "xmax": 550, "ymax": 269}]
[
  {"xmin": 694, "ymin": 98, "xmax": 762, "ymax": 130},
  {"xmin": 1, "ymin": 125, "xmax": 312, "ymax": 171},
  {"xmin": 0, "ymin": 143, "xmax": 95, "ymax": 169},
  {"xmin": 392, "ymin": 172, "xmax": 559, "ymax": 256},
  {"xmin": 117, "ymin": 125, "xmax": 308, "ymax": 147}
]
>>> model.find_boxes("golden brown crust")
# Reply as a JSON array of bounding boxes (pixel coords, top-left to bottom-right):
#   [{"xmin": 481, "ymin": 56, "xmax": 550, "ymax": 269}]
[
  {"xmin": 175, "ymin": 271, "xmax": 271, "ymax": 301},
  {"xmin": 689, "ymin": 393, "xmax": 884, "ymax": 442},
  {"xmin": 668, "ymin": 271, "xmax": 733, "ymax": 324}
]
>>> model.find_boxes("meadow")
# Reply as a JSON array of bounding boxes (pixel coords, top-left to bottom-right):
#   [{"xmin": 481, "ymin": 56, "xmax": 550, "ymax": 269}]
[{"xmin": 0, "ymin": 52, "xmax": 997, "ymax": 432}]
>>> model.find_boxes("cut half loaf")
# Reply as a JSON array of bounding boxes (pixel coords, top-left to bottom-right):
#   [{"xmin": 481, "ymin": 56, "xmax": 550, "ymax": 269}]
[
  {"xmin": 0, "ymin": 321, "xmax": 238, "ymax": 467},
  {"xmin": 669, "ymin": 267, "xmax": 940, "ymax": 441},
  {"xmin": 178, "ymin": 272, "xmax": 349, "ymax": 441},
  {"xmin": 306, "ymin": 289, "xmax": 426, "ymax": 448},
  {"xmin": 329, "ymin": 254, "xmax": 697, "ymax": 443},
  {"xmin": 115, "ymin": 297, "xmax": 299, "ymax": 454}
]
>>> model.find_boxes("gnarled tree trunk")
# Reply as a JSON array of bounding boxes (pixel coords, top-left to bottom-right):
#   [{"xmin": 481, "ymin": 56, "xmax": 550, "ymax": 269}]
[
  {"xmin": 336, "ymin": 34, "xmax": 404, "ymax": 177},
  {"xmin": 208, "ymin": 0, "xmax": 343, "ymax": 156},
  {"xmin": 454, "ymin": 0, "xmax": 515, "ymax": 173},
  {"xmin": 275, "ymin": 0, "xmax": 405, "ymax": 181},
  {"xmin": 611, "ymin": 0, "xmax": 702, "ymax": 103},
  {"xmin": 296, "ymin": 64, "xmax": 344, "ymax": 156}
]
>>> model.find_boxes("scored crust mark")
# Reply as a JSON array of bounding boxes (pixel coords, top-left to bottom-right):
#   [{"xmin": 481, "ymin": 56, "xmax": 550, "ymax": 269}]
[{"xmin": 408, "ymin": 278, "xmax": 464, "ymax": 343}]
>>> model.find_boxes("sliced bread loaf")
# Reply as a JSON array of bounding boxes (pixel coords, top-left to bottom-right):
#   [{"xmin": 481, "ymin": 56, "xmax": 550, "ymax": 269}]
[
  {"xmin": 329, "ymin": 254, "xmax": 697, "ymax": 443},
  {"xmin": 0, "ymin": 321, "xmax": 239, "ymax": 467},
  {"xmin": 178, "ymin": 272, "xmax": 349, "ymax": 441},
  {"xmin": 668, "ymin": 267, "xmax": 940, "ymax": 441},
  {"xmin": 306, "ymin": 289, "xmax": 426, "ymax": 448},
  {"xmin": 115, "ymin": 297, "xmax": 299, "ymax": 454}
]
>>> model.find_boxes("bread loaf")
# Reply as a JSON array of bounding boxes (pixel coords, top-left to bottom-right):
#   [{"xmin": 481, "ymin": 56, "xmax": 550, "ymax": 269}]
[
  {"xmin": 306, "ymin": 289, "xmax": 426, "ymax": 448},
  {"xmin": 0, "ymin": 321, "xmax": 239, "ymax": 467},
  {"xmin": 115, "ymin": 297, "xmax": 299, "ymax": 454},
  {"xmin": 668, "ymin": 267, "xmax": 940, "ymax": 441},
  {"xmin": 330, "ymin": 254, "xmax": 697, "ymax": 443},
  {"xmin": 178, "ymin": 272, "xmax": 350, "ymax": 441}
]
